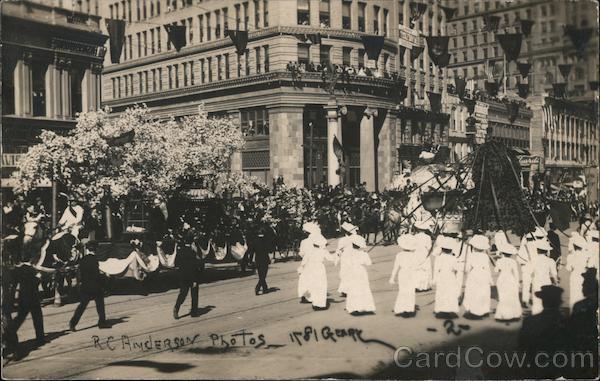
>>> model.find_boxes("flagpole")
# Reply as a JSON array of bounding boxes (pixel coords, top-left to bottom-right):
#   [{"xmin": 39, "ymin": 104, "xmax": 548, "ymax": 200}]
[{"xmin": 503, "ymin": 53, "xmax": 507, "ymax": 96}]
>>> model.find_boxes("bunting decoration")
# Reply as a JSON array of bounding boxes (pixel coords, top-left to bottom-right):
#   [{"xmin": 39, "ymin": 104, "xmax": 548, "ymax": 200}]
[
  {"xmin": 426, "ymin": 36, "xmax": 450, "ymax": 68},
  {"xmin": 410, "ymin": 46, "xmax": 424, "ymax": 61},
  {"xmin": 164, "ymin": 24, "xmax": 187, "ymax": 52},
  {"xmin": 455, "ymin": 77, "xmax": 466, "ymax": 99},
  {"xmin": 483, "ymin": 15, "xmax": 501, "ymax": 32},
  {"xmin": 409, "ymin": 2, "xmax": 428, "ymax": 24},
  {"xmin": 440, "ymin": 6, "xmax": 457, "ymax": 20},
  {"xmin": 485, "ymin": 81, "xmax": 499, "ymax": 96},
  {"xmin": 105, "ymin": 130, "xmax": 135, "ymax": 146},
  {"xmin": 517, "ymin": 83, "xmax": 529, "ymax": 99},
  {"xmin": 399, "ymin": 45, "xmax": 407, "ymax": 61},
  {"xmin": 564, "ymin": 26, "xmax": 593, "ymax": 57},
  {"xmin": 520, "ymin": 19, "xmax": 535, "ymax": 37},
  {"xmin": 558, "ymin": 64, "xmax": 572, "ymax": 81},
  {"xmin": 552, "ymin": 83, "xmax": 567, "ymax": 98},
  {"xmin": 496, "ymin": 33, "xmax": 523, "ymax": 62},
  {"xmin": 517, "ymin": 62, "xmax": 531, "ymax": 78},
  {"xmin": 227, "ymin": 30, "xmax": 249, "ymax": 55},
  {"xmin": 590, "ymin": 81, "xmax": 599, "ymax": 91},
  {"xmin": 106, "ymin": 19, "xmax": 126, "ymax": 64},
  {"xmin": 506, "ymin": 102, "xmax": 520, "ymax": 123},
  {"xmin": 360, "ymin": 35, "xmax": 385, "ymax": 61},
  {"xmin": 427, "ymin": 91, "xmax": 442, "ymax": 113},
  {"xmin": 333, "ymin": 135, "xmax": 346, "ymax": 178},
  {"xmin": 435, "ymin": 52, "xmax": 451, "ymax": 68},
  {"xmin": 464, "ymin": 98, "xmax": 476, "ymax": 115}
]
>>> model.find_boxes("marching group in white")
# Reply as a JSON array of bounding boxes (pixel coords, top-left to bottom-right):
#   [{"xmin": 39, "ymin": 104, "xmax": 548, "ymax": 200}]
[{"xmin": 295, "ymin": 218, "xmax": 599, "ymax": 319}]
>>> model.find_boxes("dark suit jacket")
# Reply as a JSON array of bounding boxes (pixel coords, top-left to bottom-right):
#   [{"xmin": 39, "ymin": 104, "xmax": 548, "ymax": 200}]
[
  {"xmin": 251, "ymin": 224, "xmax": 275, "ymax": 264},
  {"xmin": 547, "ymin": 230, "xmax": 561, "ymax": 261},
  {"xmin": 79, "ymin": 254, "xmax": 103, "ymax": 295},
  {"xmin": 148, "ymin": 207, "xmax": 168, "ymax": 240},
  {"xmin": 175, "ymin": 245, "xmax": 199, "ymax": 283},
  {"xmin": 12, "ymin": 264, "xmax": 40, "ymax": 304}
]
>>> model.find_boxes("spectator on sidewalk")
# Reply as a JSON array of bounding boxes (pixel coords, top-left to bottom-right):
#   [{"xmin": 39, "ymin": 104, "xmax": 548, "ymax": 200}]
[{"xmin": 12, "ymin": 258, "xmax": 45, "ymax": 344}]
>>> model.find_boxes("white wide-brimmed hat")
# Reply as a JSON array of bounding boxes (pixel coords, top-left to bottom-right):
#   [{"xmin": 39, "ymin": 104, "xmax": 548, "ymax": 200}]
[
  {"xmin": 570, "ymin": 233, "xmax": 588, "ymax": 250},
  {"xmin": 585, "ymin": 229, "xmax": 599, "ymax": 241},
  {"xmin": 311, "ymin": 233, "xmax": 328, "ymax": 248},
  {"xmin": 536, "ymin": 239, "xmax": 552, "ymax": 252},
  {"xmin": 469, "ymin": 234, "xmax": 490, "ymax": 251},
  {"xmin": 341, "ymin": 222, "xmax": 358, "ymax": 233},
  {"xmin": 397, "ymin": 235, "xmax": 416, "ymax": 251},
  {"xmin": 438, "ymin": 236, "xmax": 457, "ymax": 251},
  {"xmin": 351, "ymin": 234, "xmax": 367, "ymax": 249},
  {"xmin": 533, "ymin": 226, "xmax": 548, "ymax": 239},
  {"xmin": 497, "ymin": 241, "xmax": 518, "ymax": 255},
  {"xmin": 302, "ymin": 222, "xmax": 321, "ymax": 234}
]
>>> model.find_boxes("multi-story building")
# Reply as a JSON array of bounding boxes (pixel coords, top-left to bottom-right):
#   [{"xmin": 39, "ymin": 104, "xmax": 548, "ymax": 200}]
[
  {"xmin": 101, "ymin": 0, "xmax": 451, "ymax": 193},
  {"xmin": 1, "ymin": 0, "xmax": 106, "ymax": 224},
  {"xmin": 445, "ymin": 0, "xmax": 598, "ymax": 99}
]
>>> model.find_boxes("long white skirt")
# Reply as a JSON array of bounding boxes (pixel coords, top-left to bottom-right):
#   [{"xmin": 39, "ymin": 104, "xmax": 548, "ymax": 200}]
[
  {"xmin": 434, "ymin": 271, "xmax": 459, "ymax": 314},
  {"xmin": 346, "ymin": 266, "xmax": 376, "ymax": 313},
  {"xmin": 495, "ymin": 273, "xmax": 522, "ymax": 320},
  {"xmin": 394, "ymin": 270, "xmax": 417, "ymax": 314},
  {"xmin": 416, "ymin": 256, "xmax": 432, "ymax": 291},
  {"xmin": 463, "ymin": 270, "xmax": 491, "ymax": 316}
]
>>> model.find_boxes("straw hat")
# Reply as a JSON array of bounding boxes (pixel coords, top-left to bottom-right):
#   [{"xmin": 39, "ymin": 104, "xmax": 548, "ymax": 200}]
[
  {"xmin": 311, "ymin": 233, "xmax": 328, "ymax": 248},
  {"xmin": 570, "ymin": 233, "xmax": 587, "ymax": 250},
  {"xmin": 438, "ymin": 236, "xmax": 457, "ymax": 251},
  {"xmin": 302, "ymin": 222, "xmax": 321, "ymax": 235},
  {"xmin": 351, "ymin": 234, "xmax": 367, "ymax": 249},
  {"xmin": 469, "ymin": 234, "xmax": 490, "ymax": 251},
  {"xmin": 536, "ymin": 239, "xmax": 552, "ymax": 252},
  {"xmin": 497, "ymin": 241, "xmax": 518, "ymax": 255},
  {"xmin": 397, "ymin": 235, "xmax": 416, "ymax": 251},
  {"xmin": 533, "ymin": 226, "xmax": 548, "ymax": 239}
]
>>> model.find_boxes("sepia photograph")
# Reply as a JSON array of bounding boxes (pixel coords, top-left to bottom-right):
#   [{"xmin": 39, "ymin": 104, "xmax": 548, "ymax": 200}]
[{"xmin": 0, "ymin": 0, "xmax": 598, "ymax": 379}]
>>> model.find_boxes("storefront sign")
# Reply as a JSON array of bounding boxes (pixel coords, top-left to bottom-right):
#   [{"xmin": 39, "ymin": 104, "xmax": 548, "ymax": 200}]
[
  {"xmin": 518, "ymin": 155, "xmax": 541, "ymax": 166},
  {"xmin": 2, "ymin": 153, "xmax": 23, "ymax": 168}
]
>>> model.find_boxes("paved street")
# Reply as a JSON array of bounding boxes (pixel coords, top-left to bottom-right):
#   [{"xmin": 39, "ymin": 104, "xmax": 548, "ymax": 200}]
[{"xmin": 3, "ymin": 230, "xmax": 581, "ymax": 379}]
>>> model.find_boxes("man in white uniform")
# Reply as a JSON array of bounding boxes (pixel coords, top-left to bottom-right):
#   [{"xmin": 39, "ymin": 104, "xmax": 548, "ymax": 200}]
[{"xmin": 56, "ymin": 196, "xmax": 84, "ymax": 240}]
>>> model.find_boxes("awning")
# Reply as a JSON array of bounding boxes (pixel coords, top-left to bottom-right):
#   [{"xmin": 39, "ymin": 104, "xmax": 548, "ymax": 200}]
[{"xmin": 510, "ymin": 147, "xmax": 530, "ymax": 155}]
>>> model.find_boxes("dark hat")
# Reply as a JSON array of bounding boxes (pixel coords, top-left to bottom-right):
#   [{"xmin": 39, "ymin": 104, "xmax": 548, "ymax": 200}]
[{"xmin": 534, "ymin": 285, "xmax": 563, "ymax": 300}]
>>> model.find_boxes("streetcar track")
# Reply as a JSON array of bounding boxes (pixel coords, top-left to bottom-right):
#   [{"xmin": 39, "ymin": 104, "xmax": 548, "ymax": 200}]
[{"xmin": 7, "ymin": 243, "xmax": 400, "ymax": 370}]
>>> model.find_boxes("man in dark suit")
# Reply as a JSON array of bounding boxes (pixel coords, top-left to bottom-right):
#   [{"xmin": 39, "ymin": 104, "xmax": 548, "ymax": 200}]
[
  {"xmin": 12, "ymin": 258, "xmax": 45, "ymax": 344},
  {"xmin": 69, "ymin": 241, "xmax": 110, "ymax": 331},
  {"xmin": 174, "ymin": 231, "xmax": 201, "ymax": 319},
  {"xmin": 252, "ymin": 222, "xmax": 276, "ymax": 295}
]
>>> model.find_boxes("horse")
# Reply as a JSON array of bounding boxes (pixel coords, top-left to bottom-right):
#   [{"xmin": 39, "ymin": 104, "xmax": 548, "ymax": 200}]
[{"xmin": 22, "ymin": 219, "xmax": 47, "ymax": 263}]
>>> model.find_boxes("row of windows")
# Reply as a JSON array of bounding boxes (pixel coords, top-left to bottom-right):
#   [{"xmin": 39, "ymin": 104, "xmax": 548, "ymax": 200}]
[
  {"xmin": 111, "ymin": 45, "xmax": 270, "ymax": 98},
  {"xmin": 117, "ymin": 1, "xmax": 269, "ymax": 62},
  {"xmin": 109, "ymin": 0, "xmax": 208, "ymax": 22},
  {"xmin": 298, "ymin": 0, "xmax": 389, "ymax": 37},
  {"xmin": 297, "ymin": 44, "xmax": 393, "ymax": 74}
]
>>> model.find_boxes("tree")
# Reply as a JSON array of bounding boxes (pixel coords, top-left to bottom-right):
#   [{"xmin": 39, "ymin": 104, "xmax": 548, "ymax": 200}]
[{"xmin": 15, "ymin": 105, "xmax": 246, "ymax": 209}]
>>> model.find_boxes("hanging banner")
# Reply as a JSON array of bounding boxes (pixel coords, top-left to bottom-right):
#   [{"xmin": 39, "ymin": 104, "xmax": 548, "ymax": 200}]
[
  {"xmin": 426, "ymin": 36, "xmax": 450, "ymax": 68},
  {"xmin": 506, "ymin": 102, "xmax": 520, "ymax": 123},
  {"xmin": 106, "ymin": 19, "xmax": 126, "ymax": 64},
  {"xmin": 483, "ymin": 15, "xmax": 501, "ymax": 32},
  {"xmin": 520, "ymin": 19, "xmax": 535, "ymax": 37},
  {"xmin": 410, "ymin": 46, "xmax": 424, "ymax": 61},
  {"xmin": 427, "ymin": 91, "xmax": 442, "ymax": 113},
  {"xmin": 517, "ymin": 62, "xmax": 531, "ymax": 78},
  {"xmin": 517, "ymin": 83, "xmax": 529, "ymax": 99},
  {"xmin": 552, "ymin": 83, "xmax": 567, "ymax": 98},
  {"xmin": 227, "ymin": 30, "xmax": 249, "ymax": 55},
  {"xmin": 360, "ymin": 35, "xmax": 385, "ymax": 61},
  {"xmin": 164, "ymin": 24, "xmax": 187, "ymax": 52},
  {"xmin": 558, "ymin": 64, "xmax": 572, "ymax": 81},
  {"xmin": 435, "ymin": 52, "xmax": 451, "ymax": 68},
  {"xmin": 564, "ymin": 26, "xmax": 593, "ymax": 57},
  {"xmin": 440, "ymin": 6, "xmax": 457, "ymax": 20},
  {"xmin": 464, "ymin": 98, "xmax": 476, "ymax": 115},
  {"xmin": 485, "ymin": 81, "xmax": 499, "ymax": 96},
  {"xmin": 496, "ymin": 33, "xmax": 523, "ymax": 62},
  {"xmin": 399, "ymin": 45, "xmax": 407, "ymax": 61},
  {"xmin": 409, "ymin": 2, "xmax": 428, "ymax": 23},
  {"xmin": 455, "ymin": 77, "xmax": 466, "ymax": 99}
]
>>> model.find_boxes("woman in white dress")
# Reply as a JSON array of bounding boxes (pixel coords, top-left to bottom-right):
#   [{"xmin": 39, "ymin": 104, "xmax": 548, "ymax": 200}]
[
  {"xmin": 494, "ymin": 242, "xmax": 522, "ymax": 321},
  {"xmin": 297, "ymin": 222, "xmax": 321, "ymax": 303},
  {"xmin": 433, "ymin": 237, "xmax": 460, "ymax": 318},
  {"xmin": 337, "ymin": 222, "xmax": 359, "ymax": 296},
  {"xmin": 345, "ymin": 235, "xmax": 376, "ymax": 315},
  {"xmin": 413, "ymin": 220, "xmax": 433, "ymax": 291},
  {"xmin": 389, "ymin": 235, "xmax": 419, "ymax": 316},
  {"xmin": 463, "ymin": 234, "xmax": 493, "ymax": 318},
  {"xmin": 530, "ymin": 240, "xmax": 558, "ymax": 315},
  {"xmin": 297, "ymin": 233, "xmax": 337, "ymax": 310},
  {"xmin": 565, "ymin": 233, "xmax": 589, "ymax": 310}
]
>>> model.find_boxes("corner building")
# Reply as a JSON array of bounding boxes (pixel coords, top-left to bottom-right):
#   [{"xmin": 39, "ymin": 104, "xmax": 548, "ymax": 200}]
[{"xmin": 101, "ymin": 0, "xmax": 451, "ymax": 191}]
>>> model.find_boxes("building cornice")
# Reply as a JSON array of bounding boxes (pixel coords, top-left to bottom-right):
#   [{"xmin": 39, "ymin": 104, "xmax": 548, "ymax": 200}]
[{"xmin": 103, "ymin": 25, "xmax": 399, "ymax": 74}]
